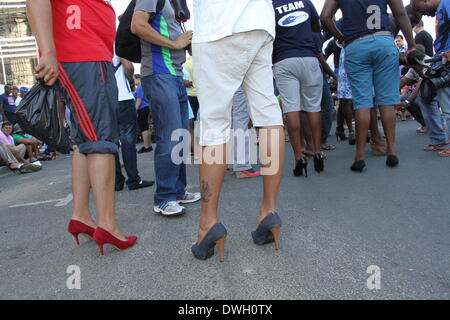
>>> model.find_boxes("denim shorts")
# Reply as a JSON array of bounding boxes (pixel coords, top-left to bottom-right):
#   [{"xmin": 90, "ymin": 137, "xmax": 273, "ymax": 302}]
[{"xmin": 345, "ymin": 36, "xmax": 400, "ymax": 109}]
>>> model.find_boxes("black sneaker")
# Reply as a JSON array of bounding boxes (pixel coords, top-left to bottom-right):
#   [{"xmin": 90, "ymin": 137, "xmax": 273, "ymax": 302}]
[
  {"xmin": 138, "ymin": 146, "xmax": 153, "ymax": 154},
  {"xmin": 128, "ymin": 180, "xmax": 155, "ymax": 190}
]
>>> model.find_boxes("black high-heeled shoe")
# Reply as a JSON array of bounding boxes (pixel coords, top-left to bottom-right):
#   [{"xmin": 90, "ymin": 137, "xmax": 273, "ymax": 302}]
[
  {"xmin": 348, "ymin": 132, "xmax": 356, "ymax": 145},
  {"xmin": 192, "ymin": 223, "xmax": 227, "ymax": 262},
  {"xmin": 386, "ymin": 155, "xmax": 399, "ymax": 168},
  {"xmin": 313, "ymin": 153, "xmax": 324, "ymax": 173},
  {"xmin": 335, "ymin": 131, "xmax": 348, "ymax": 141},
  {"xmin": 252, "ymin": 213, "xmax": 282, "ymax": 250},
  {"xmin": 350, "ymin": 160, "xmax": 365, "ymax": 172},
  {"xmin": 293, "ymin": 155, "xmax": 308, "ymax": 177}
]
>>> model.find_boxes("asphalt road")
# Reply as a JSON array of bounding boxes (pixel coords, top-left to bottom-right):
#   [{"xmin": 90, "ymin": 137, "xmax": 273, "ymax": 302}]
[{"xmin": 0, "ymin": 120, "xmax": 449, "ymax": 300}]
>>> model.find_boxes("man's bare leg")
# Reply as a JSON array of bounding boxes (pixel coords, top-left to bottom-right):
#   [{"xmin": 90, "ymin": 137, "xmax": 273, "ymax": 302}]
[
  {"xmin": 71, "ymin": 148, "xmax": 97, "ymax": 228},
  {"xmin": 9, "ymin": 145, "xmax": 28, "ymax": 164},
  {"xmin": 142, "ymin": 130, "xmax": 151, "ymax": 149},
  {"xmin": 197, "ymin": 144, "xmax": 228, "ymax": 243},
  {"xmin": 306, "ymin": 112, "xmax": 322, "ymax": 154},
  {"xmin": 354, "ymin": 108, "xmax": 371, "ymax": 161},
  {"xmin": 285, "ymin": 111, "xmax": 304, "ymax": 162},
  {"xmin": 87, "ymin": 153, "xmax": 126, "ymax": 240},
  {"xmin": 379, "ymin": 106, "xmax": 397, "ymax": 156},
  {"xmin": 370, "ymin": 107, "xmax": 387, "ymax": 151},
  {"xmin": 258, "ymin": 126, "xmax": 285, "ymax": 224}
]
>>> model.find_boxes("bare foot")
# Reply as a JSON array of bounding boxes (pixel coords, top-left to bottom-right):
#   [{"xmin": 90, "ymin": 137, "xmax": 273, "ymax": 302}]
[{"xmin": 370, "ymin": 142, "xmax": 387, "ymax": 156}]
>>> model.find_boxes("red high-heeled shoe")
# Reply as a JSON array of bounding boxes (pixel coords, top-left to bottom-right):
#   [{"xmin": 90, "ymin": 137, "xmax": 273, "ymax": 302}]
[
  {"xmin": 93, "ymin": 227, "xmax": 137, "ymax": 256},
  {"xmin": 68, "ymin": 219, "xmax": 96, "ymax": 245}
]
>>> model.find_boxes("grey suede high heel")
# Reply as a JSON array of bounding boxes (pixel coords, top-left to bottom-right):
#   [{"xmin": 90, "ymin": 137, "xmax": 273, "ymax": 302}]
[
  {"xmin": 251, "ymin": 213, "xmax": 282, "ymax": 249},
  {"xmin": 192, "ymin": 223, "xmax": 227, "ymax": 262}
]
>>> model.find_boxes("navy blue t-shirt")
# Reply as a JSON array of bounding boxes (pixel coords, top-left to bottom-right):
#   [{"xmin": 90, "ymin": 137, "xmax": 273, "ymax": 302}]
[
  {"xmin": 323, "ymin": 18, "xmax": 343, "ymax": 41},
  {"xmin": 312, "ymin": 32, "xmax": 323, "ymax": 55},
  {"xmin": 0, "ymin": 93, "xmax": 16, "ymax": 113},
  {"xmin": 324, "ymin": 40, "xmax": 342, "ymax": 69},
  {"xmin": 338, "ymin": 0, "xmax": 392, "ymax": 44},
  {"xmin": 273, "ymin": 0, "xmax": 320, "ymax": 63}
]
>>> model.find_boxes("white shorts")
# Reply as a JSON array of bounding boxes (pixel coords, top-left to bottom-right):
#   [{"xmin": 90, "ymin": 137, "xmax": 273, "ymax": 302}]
[{"xmin": 193, "ymin": 30, "xmax": 283, "ymax": 146}]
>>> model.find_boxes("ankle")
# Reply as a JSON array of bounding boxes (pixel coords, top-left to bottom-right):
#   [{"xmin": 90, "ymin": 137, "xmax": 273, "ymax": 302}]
[
  {"xmin": 259, "ymin": 204, "xmax": 276, "ymax": 221},
  {"xmin": 71, "ymin": 214, "xmax": 96, "ymax": 226}
]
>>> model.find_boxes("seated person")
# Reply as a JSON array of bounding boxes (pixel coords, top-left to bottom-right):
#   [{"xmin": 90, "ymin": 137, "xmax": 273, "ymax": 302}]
[
  {"xmin": 0, "ymin": 121, "xmax": 30, "ymax": 165},
  {"xmin": 0, "ymin": 140, "xmax": 41, "ymax": 173},
  {"xmin": 12, "ymin": 124, "xmax": 44, "ymax": 162}
]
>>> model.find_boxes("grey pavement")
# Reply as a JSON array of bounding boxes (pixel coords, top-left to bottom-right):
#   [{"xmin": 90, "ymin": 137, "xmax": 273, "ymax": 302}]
[{"xmin": 0, "ymin": 120, "xmax": 449, "ymax": 300}]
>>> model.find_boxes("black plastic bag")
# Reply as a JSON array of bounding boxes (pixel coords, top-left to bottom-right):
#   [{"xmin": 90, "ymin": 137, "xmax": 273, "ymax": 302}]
[{"xmin": 15, "ymin": 81, "xmax": 68, "ymax": 154}]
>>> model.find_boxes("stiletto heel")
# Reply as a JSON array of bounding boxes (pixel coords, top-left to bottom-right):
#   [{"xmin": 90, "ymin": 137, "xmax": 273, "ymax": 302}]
[
  {"xmin": 335, "ymin": 131, "xmax": 348, "ymax": 141},
  {"xmin": 270, "ymin": 226, "xmax": 281, "ymax": 250},
  {"xmin": 72, "ymin": 233, "xmax": 80, "ymax": 246},
  {"xmin": 92, "ymin": 227, "xmax": 137, "ymax": 256},
  {"xmin": 68, "ymin": 219, "xmax": 96, "ymax": 245},
  {"xmin": 252, "ymin": 213, "xmax": 282, "ymax": 249},
  {"xmin": 215, "ymin": 237, "xmax": 226, "ymax": 262},
  {"xmin": 293, "ymin": 155, "xmax": 308, "ymax": 177},
  {"xmin": 348, "ymin": 132, "xmax": 356, "ymax": 145},
  {"xmin": 314, "ymin": 153, "xmax": 324, "ymax": 173},
  {"xmin": 303, "ymin": 158, "xmax": 308, "ymax": 177},
  {"xmin": 98, "ymin": 244, "xmax": 104, "ymax": 256},
  {"xmin": 192, "ymin": 223, "xmax": 228, "ymax": 261}
]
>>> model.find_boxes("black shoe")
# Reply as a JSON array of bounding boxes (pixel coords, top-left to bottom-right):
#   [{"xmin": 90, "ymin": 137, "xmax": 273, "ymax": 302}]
[
  {"xmin": 293, "ymin": 155, "xmax": 308, "ymax": 177},
  {"xmin": 335, "ymin": 131, "xmax": 348, "ymax": 141},
  {"xmin": 348, "ymin": 132, "xmax": 356, "ymax": 145},
  {"xmin": 138, "ymin": 146, "xmax": 153, "ymax": 154},
  {"xmin": 350, "ymin": 160, "xmax": 365, "ymax": 172},
  {"xmin": 128, "ymin": 179, "xmax": 155, "ymax": 190},
  {"xmin": 192, "ymin": 223, "xmax": 228, "ymax": 262},
  {"xmin": 115, "ymin": 183, "xmax": 124, "ymax": 191},
  {"xmin": 313, "ymin": 153, "xmax": 324, "ymax": 173},
  {"xmin": 386, "ymin": 155, "xmax": 399, "ymax": 168}
]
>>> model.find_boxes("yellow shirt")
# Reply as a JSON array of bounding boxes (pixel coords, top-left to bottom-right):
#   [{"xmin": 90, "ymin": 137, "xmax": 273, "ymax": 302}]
[{"xmin": 183, "ymin": 56, "xmax": 197, "ymax": 97}]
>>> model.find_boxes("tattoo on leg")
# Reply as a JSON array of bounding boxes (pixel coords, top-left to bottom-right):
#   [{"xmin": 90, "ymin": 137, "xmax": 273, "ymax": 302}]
[{"xmin": 200, "ymin": 180, "xmax": 212, "ymax": 203}]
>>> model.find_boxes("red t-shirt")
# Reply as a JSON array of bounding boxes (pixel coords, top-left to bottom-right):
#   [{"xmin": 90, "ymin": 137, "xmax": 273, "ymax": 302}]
[{"xmin": 51, "ymin": 0, "xmax": 116, "ymax": 62}]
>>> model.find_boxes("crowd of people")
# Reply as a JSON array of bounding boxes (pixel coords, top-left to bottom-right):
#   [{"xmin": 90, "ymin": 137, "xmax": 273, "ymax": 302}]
[
  {"xmin": 0, "ymin": 84, "xmax": 59, "ymax": 173},
  {"xmin": 12, "ymin": 0, "xmax": 450, "ymax": 261}
]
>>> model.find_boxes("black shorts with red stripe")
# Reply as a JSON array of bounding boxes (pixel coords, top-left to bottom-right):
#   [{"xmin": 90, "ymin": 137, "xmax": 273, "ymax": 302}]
[{"xmin": 58, "ymin": 61, "xmax": 119, "ymax": 155}]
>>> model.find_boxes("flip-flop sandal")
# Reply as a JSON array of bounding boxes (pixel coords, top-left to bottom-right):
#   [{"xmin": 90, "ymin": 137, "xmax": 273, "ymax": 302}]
[
  {"xmin": 321, "ymin": 144, "xmax": 336, "ymax": 151},
  {"xmin": 424, "ymin": 144, "xmax": 445, "ymax": 151},
  {"xmin": 438, "ymin": 148, "xmax": 450, "ymax": 157}
]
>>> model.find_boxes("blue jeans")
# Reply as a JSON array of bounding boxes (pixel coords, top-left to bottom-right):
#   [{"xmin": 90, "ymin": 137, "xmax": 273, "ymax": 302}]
[
  {"xmin": 115, "ymin": 100, "xmax": 141, "ymax": 189},
  {"xmin": 321, "ymin": 72, "xmax": 335, "ymax": 143},
  {"xmin": 437, "ymin": 87, "xmax": 450, "ymax": 138},
  {"xmin": 142, "ymin": 74, "xmax": 188, "ymax": 205},
  {"xmin": 417, "ymin": 89, "xmax": 449, "ymax": 145}
]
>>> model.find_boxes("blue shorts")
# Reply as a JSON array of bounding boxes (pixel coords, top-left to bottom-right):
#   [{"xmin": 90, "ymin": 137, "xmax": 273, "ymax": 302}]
[
  {"xmin": 345, "ymin": 36, "xmax": 400, "ymax": 109},
  {"xmin": 58, "ymin": 61, "xmax": 119, "ymax": 155}
]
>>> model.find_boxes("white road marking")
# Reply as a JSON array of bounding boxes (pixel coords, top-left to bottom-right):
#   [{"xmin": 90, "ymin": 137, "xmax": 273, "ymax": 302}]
[
  {"xmin": 9, "ymin": 193, "xmax": 73, "ymax": 208},
  {"xmin": 55, "ymin": 193, "xmax": 73, "ymax": 207}
]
